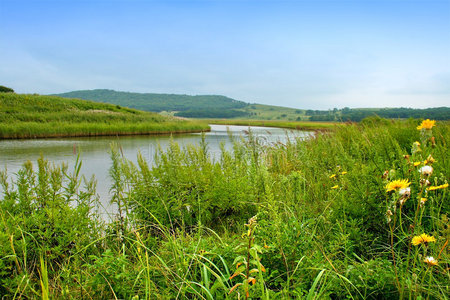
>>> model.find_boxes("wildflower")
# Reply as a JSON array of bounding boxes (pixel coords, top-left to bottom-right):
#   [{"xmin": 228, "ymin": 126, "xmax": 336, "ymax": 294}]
[
  {"xmin": 412, "ymin": 233, "xmax": 436, "ymax": 246},
  {"xmin": 382, "ymin": 170, "xmax": 389, "ymax": 179},
  {"xmin": 420, "ymin": 198, "xmax": 427, "ymax": 207},
  {"xmin": 420, "ymin": 179, "xmax": 430, "ymax": 186},
  {"xmin": 417, "ymin": 119, "xmax": 436, "ymax": 130},
  {"xmin": 427, "ymin": 183, "xmax": 448, "ymax": 191},
  {"xmin": 413, "ymin": 161, "xmax": 421, "ymax": 167},
  {"xmin": 419, "ymin": 165, "xmax": 433, "ymax": 176},
  {"xmin": 341, "ymin": 171, "xmax": 347, "ymax": 175},
  {"xmin": 329, "ymin": 174, "xmax": 336, "ymax": 179},
  {"xmin": 411, "ymin": 142, "xmax": 421, "ymax": 154},
  {"xmin": 399, "ymin": 187, "xmax": 411, "ymax": 198},
  {"xmin": 424, "ymin": 155, "xmax": 436, "ymax": 165},
  {"xmin": 423, "ymin": 256, "xmax": 438, "ymax": 266},
  {"xmin": 331, "ymin": 185, "xmax": 339, "ymax": 189},
  {"xmin": 386, "ymin": 179, "xmax": 411, "ymax": 192}
]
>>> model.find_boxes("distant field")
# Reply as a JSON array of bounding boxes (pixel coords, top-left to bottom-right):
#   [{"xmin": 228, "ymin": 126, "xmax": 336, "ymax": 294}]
[
  {"xmin": 0, "ymin": 93, "xmax": 209, "ymax": 139},
  {"xmin": 236, "ymin": 103, "xmax": 308, "ymax": 121}
]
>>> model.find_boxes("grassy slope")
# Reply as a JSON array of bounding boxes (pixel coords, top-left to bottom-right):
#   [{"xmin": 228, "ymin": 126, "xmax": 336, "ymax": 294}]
[
  {"xmin": 0, "ymin": 93, "xmax": 209, "ymax": 138},
  {"xmin": 54, "ymin": 89, "xmax": 310, "ymax": 119},
  {"xmin": 53, "ymin": 89, "xmax": 247, "ymax": 112},
  {"xmin": 237, "ymin": 103, "xmax": 308, "ymax": 120}
]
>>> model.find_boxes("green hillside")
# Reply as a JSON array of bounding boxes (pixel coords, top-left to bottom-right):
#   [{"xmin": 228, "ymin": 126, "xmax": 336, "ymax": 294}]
[
  {"xmin": 0, "ymin": 93, "xmax": 209, "ymax": 139},
  {"xmin": 53, "ymin": 89, "xmax": 450, "ymax": 121},
  {"xmin": 53, "ymin": 89, "xmax": 247, "ymax": 112}
]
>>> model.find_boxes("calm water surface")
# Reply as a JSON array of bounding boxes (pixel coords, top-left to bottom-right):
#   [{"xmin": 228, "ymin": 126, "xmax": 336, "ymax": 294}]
[{"xmin": 0, "ymin": 125, "xmax": 310, "ymax": 217}]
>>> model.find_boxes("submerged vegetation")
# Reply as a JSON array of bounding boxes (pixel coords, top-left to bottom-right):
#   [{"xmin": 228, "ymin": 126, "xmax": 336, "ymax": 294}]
[
  {"xmin": 0, "ymin": 118, "xmax": 449, "ymax": 298},
  {"xmin": 0, "ymin": 93, "xmax": 209, "ymax": 139}
]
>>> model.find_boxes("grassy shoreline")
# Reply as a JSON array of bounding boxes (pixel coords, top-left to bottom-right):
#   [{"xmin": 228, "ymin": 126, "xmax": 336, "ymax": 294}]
[
  {"xmin": 0, "ymin": 93, "xmax": 210, "ymax": 139},
  {"xmin": 0, "ymin": 121, "xmax": 210, "ymax": 139},
  {"xmin": 205, "ymin": 118, "xmax": 337, "ymax": 130}
]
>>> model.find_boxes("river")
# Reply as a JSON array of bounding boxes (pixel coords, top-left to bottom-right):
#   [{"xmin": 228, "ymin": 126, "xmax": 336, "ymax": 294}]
[{"xmin": 0, "ymin": 125, "xmax": 310, "ymax": 217}]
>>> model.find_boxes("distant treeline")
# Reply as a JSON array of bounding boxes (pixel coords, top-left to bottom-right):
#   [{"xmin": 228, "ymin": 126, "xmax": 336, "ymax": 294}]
[
  {"xmin": 54, "ymin": 89, "xmax": 247, "ymax": 113},
  {"xmin": 307, "ymin": 107, "xmax": 450, "ymax": 121}
]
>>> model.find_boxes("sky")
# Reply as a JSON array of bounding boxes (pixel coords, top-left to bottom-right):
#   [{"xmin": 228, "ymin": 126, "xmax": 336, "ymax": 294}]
[{"xmin": 0, "ymin": 0, "xmax": 449, "ymax": 110}]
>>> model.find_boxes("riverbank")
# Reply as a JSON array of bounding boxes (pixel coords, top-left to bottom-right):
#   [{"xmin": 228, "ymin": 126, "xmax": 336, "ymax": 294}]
[
  {"xmin": 205, "ymin": 118, "xmax": 337, "ymax": 130},
  {"xmin": 0, "ymin": 93, "xmax": 210, "ymax": 139}
]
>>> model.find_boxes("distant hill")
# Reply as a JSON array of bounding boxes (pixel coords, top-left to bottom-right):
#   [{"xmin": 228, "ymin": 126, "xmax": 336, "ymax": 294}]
[
  {"xmin": 52, "ymin": 89, "xmax": 450, "ymax": 121},
  {"xmin": 52, "ymin": 89, "xmax": 307, "ymax": 120},
  {"xmin": 53, "ymin": 89, "xmax": 247, "ymax": 113}
]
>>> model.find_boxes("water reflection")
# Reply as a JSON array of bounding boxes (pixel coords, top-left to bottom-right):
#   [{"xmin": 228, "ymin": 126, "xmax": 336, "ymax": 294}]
[{"xmin": 0, "ymin": 125, "xmax": 310, "ymax": 217}]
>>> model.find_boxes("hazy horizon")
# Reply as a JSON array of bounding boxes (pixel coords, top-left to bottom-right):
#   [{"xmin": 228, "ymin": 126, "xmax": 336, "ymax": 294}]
[{"xmin": 1, "ymin": 0, "xmax": 449, "ymax": 110}]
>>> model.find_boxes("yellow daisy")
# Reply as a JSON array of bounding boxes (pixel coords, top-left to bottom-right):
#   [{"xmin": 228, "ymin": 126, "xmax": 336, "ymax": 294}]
[
  {"xmin": 331, "ymin": 185, "xmax": 339, "ymax": 189},
  {"xmin": 417, "ymin": 119, "xmax": 436, "ymax": 130},
  {"xmin": 413, "ymin": 161, "xmax": 421, "ymax": 167},
  {"xmin": 385, "ymin": 179, "xmax": 411, "ymax": 192},
  {"xmin": 427, "ymin": 183, "xmax": 448, "ymax": 191},
  {"xmin": 411, "ymin": 233, "xmax": 436, "ymax": 246},
  {"xmin": 329, "ymin": 174, "xmax": 336, "ymax": 179}
]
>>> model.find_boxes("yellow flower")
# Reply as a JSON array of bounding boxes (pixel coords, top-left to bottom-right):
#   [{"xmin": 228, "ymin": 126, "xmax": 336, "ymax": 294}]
[
  {"xmin": 423, "ymin": 256, "xmax": 438, "ymax": 266},
  {"xmin": 427, "ymin": 183, "xmax": 448, "ymax": 191},
  {"xmin": 412, "ymin": 233, "xmax": 436, "ymax": 246},
  {"xmin": 413, "ymin": 161, "xmax": 421, "ymax": 167},
  {"xmin": 341, "ymin": 171, "xmax": 347, "ymax": 175},
  {"xmin": 424, "ymin": 155, "xmax": 436, "ymax": 165},
  {"xmin": 417, "ymin": 119, "xmax": 436, "ymax": 130},
  {"xmin": 420, "ymin": 197, "xmax": 427, "ymax": 204},
  {"xmin": 385, "ymin": 179, "xmax": 411, "ymax": 192},
  {"xmin": 329, "ymin": 174, "xmax": 336, "ymax": 179},
  {"xmin": 331, "ymin": 185, "xmax": 339, "ymax": 189},
  {"xmin": 413, "ymin": 141, "xmax": 421, "ymax": 146}
]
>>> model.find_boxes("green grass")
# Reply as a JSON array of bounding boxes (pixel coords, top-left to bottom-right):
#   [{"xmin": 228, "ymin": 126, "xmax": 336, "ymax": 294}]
[
  {"xmin": 0, "ymin": 93, "xmax": 209, "ymax": 138},
  {"xmin": 1, "ymin": 118, "xmax": 448, "ymax": 298}
]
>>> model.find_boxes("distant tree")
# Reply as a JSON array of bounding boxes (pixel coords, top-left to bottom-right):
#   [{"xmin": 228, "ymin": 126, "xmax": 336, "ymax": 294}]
[{"xmin": 0, "ymin": 86, "xmax": 14, "ymax": 93}]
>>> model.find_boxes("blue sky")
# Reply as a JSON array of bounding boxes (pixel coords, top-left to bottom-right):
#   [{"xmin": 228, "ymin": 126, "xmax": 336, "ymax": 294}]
[{"xmin": 1, "ymin": 0, "xmax": 449, "ymax": 109}]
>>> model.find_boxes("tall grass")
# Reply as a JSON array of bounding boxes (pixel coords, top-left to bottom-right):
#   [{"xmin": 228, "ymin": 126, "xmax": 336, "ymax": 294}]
[
  {"xmin": 0, "ymin": 118, "xmax": 448, "ymax": 298},
  {"xmin": 0, "ymin": 93, "xmax": 209, "ymax": 139}
]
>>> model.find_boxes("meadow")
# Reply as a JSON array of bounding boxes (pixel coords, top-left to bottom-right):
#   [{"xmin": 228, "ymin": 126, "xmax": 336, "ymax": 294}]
[
  {"xmin": 0, "ymin": 93, "xmax": 209, "ymax": 139},
  {"xmin": 0, "ymin": 117, "xmax": 448, "ymax": 299}
]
